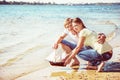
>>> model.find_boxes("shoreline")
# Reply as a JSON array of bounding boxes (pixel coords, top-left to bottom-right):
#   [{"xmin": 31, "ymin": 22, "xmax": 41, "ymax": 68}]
[
  {"xmin": 15, "ymin": 62, "xmax": 120, "ymax": 80},
  {"xmin": 12, "ymin": 47, "xmax": 120, "ymax": 80},
  {"xmin": 0, "ymin": 48, "xmax": 120, "ymax": 80},
  {"xmin": 0, "ymin": 30, "xmax": 120, "ymax": 80},
  {"xmin": 0, "ymin": 28, "xmax": 120, "ymax": 80}
]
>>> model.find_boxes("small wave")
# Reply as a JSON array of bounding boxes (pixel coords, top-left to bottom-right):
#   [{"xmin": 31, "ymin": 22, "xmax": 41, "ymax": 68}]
[
  {"xmin": 108, "ymin": 27, "xmax": 120, "ymax": 48},
  {"xmin": 106, "ymin": 30, "xmax": 116, "ymax": 41},
  {"xmin": 0, "ymin": 44, "xmax": 47, "ymax": 67},
  {"xmin": 104, "ymin": 20, "xmax": 118, "ymax": 29},
  {"xmin": 0, "ymin": 34, "xmax": 48, "ymax": 67},
  {"xmin": 101, "ymin": 20, "xmax": 119, "ymax": 41},
  {"xmin": 0, "ymin": 34, "xmax": 44, "ymax": 53}
]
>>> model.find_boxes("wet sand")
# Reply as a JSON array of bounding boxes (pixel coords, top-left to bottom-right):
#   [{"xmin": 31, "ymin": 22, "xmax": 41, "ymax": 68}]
[
  {"xmin": 16, "ymin": 66, "xmax": 120, "ymax": 80},
  {"xmin": 0, "ymin": 29, "xmax": 120, "ymax": 80},
  {"xmin": 0, "ymin": 46, "xmax": 119, "ymax": 80},
  {"xmin": 16, "ymin": 45, "xmax": 120, "ymax": 80}
]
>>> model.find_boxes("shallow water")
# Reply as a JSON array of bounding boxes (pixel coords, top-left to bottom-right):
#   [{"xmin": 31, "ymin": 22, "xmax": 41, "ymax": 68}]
[
  {"xmin": 0, "ymin": 4, "xmax": 120, "ymax": 49},
  {"xmin": 0, "ymin": 4, "xmax": 120, "ymax": 80}
]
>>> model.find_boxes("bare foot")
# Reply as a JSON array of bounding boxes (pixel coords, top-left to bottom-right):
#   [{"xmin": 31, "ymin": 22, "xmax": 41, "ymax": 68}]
[
  {"xmin": 69, "ymin": 57, "xmax": 80, "ymax": 71},
  {"xmin": 70, "ymin": 60, "xmax": 80, "ymax": 70},
  {"xmin": 71, "ymin": 62, "xmax": 80, "ymax": 67},
  {"xmin": 86, "ymin": 65, "xmax": 98, "ymax": 70},
  {"xmin": 70, "ymin": 59, "xmax": 80, "ymax": 67},
  {"xmin": 86, "ymin": 61, "xmax": 97, "ymax": 70}
]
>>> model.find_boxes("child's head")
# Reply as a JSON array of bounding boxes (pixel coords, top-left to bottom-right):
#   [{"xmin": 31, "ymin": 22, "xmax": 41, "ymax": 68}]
[
  {"xmin": 64, "ymin": 18, "xmax": 73, "ymax": 31},
  {"xmin": 98, "ymin": 33, "xmax": 106, "ymax": 39},
  {"xmin": 64, "ymin": 18, "xmax": 72, "ymax": 28},
  {"xmin": 72, "ymin": 17, "xmax": 86, "ymax": 28},
  {"xmin": 72, "ymin": 17, "xmax": 86, "ymax": 33}
]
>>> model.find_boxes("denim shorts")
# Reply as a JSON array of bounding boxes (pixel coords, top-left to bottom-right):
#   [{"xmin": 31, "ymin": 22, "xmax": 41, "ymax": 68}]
[
  {"xmin": 101, "ymin": 52, "xmax": 112, "ymax": 61},
  {"xmin": 61, "ymin": 40, "xmax": 102, "ymax": 66},
  {"xmin": 61, "ymin": 40, "xmax": 76, "ymax": 50}
]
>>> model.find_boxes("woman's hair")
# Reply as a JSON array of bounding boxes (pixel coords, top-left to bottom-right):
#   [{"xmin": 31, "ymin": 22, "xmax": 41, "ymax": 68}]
[
  {"xmin": 64, "ymin": 18, "xmax": 72, "ymax": 28},
  {"xmin": 72, "ymin": 17, "xmax": 86, "ymax": 28}
]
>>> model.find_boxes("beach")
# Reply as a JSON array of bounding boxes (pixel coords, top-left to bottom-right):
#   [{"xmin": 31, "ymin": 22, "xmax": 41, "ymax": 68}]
[
  {"xmin": 0, "ymin": 4, "xmax": 120, "ymax": 80},
  {"xmin": 0, "ymin": 43, "xmax": 120, "ymax": 80}
]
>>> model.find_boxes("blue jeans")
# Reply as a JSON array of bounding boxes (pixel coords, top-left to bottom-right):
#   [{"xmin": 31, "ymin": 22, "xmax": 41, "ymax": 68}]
[{"xmin": 61, "ymin": 40, "xmax": 102, "ymax": 66}]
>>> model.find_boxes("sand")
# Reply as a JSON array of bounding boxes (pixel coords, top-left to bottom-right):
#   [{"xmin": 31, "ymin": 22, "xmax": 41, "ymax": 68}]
[
  {"xmin": 0, "ymin": 46, "xmax": 120, "ymax": 80},
  {"xmin": 15, "ymin": 66, "xmax": 120, "ymax": 80},
  {"xmin": 0, "ymin": 28, "xmax": 120, "ymax": 80}
]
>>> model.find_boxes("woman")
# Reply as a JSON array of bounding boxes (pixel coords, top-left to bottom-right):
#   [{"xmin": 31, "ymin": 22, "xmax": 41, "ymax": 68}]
[
  {"xmin": 64, "ymin": 17, "xmax": 113, "ymax": 72},
  {"xmin": 53, "ymin": 18, "xmax": 80, "ymax": 67}
]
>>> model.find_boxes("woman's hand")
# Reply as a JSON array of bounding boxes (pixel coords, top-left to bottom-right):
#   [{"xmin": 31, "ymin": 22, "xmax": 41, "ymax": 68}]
[
  {"xmin": 97, "ymin": 33, "xmax": 106, "ymax": 44},
  {"xmin": 64, "ymin": 57, "xmax": 72, "ymax": 66}
]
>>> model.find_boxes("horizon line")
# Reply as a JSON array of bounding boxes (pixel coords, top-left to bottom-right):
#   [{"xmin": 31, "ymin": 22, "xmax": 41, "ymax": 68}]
[{"xmin": 0, "ymin": 1, "xmax": 120, "ymax": 4}]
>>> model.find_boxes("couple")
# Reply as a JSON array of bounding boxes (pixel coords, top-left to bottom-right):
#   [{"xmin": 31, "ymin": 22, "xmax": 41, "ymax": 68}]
[{"xmin": 52, "ymin": 17, "xmax": 113, "ymax": 72}]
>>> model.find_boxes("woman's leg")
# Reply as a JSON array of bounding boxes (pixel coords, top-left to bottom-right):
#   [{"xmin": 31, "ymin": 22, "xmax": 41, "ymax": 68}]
[
  {"xmin": 60, "ymin": 43, "xmax": 72, "ymax": 54},
  {"xmin": 60, "ymin": 40, "xmax": 79, "ymax": 66},
  {"xmin": 62, "ymin": 53, "xmax": 80, "ymax": 67},
  {"xmin": 61, "ymin": 40, "xmax": 76, "ymax": 50},
  {"xmin": 77, "ymin": 49, "xmax": 102, "ymax": 69}
]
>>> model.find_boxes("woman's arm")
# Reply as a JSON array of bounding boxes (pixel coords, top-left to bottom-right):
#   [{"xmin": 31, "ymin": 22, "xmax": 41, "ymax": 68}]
[
  {"xmin": 64, "ymin": 36, "xmax": 85, "ymax": 65},
  {"xmin": 53, "ymin": 33, "xmax": 67, "ymax": 49}
]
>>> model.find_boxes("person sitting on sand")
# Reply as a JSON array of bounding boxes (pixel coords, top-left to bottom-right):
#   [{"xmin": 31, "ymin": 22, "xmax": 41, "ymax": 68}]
[
  {"xmin": 52, "ymin": 18, "xmax": 107, "ymax": 69},
  {"xmin": 64, "ymin": 17, "xmax": 113, "ymax": 72}
]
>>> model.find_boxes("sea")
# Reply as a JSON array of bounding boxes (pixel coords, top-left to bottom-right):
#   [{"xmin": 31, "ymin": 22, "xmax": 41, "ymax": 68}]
[{"xmin": 0, "ymin": 4, "xmax": 120, "ymax": 79}]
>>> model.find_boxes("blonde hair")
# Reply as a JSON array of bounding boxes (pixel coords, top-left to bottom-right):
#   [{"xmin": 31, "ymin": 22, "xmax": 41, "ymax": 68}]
[{"xmin": 64, "ymin": 18, "xmax": 72, "ymax": 28}]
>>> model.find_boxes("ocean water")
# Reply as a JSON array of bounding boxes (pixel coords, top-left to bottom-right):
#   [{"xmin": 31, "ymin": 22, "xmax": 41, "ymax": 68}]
[
  {"xmin": 0, "ymin": 4, "xmax": 120, "ymax": 48},
  {"xmin": 0, "ymin": 4, "xmax": 120, "ymax": 78}
]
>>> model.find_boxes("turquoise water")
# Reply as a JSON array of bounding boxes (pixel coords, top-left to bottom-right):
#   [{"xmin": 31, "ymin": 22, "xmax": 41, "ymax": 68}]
[
  {"xmin": 0, "ymin": 4, "xmax": 120, "ymax": 55},
  {"xmin": 0, "ymin": 4, "xmax": 120, "ymax": 79},
  {"xmin": 0, "ymin": 4, "xmax": 120, "ymax": 64},
  {"xmin": 0, "ymin": 4, "xmax": 120, "ymax": 48},
  {"xmin": 0, "ymin": 4, "xmax": 120, "ymax": 51}
]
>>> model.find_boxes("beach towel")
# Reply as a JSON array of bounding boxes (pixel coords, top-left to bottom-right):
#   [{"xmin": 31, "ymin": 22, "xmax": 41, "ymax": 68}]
[{"xmin": 103, "ymin": 62, "xmax": 120, "ymax": 72}]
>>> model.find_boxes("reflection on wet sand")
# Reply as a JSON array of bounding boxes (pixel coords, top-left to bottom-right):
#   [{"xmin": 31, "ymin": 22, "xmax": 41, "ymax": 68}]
[
  {"xmin": 51, "ymin": 68, "xmax": 120, "ymax": 80},
  {"xmin": 50, "ymin": 61, "xmax": 120, "ymax": 80}
]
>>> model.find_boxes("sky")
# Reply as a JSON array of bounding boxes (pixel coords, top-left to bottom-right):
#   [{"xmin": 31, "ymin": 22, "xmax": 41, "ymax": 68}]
[{"xmin": 1, "ymin": 0, "xmax": 120, "ymax": 4}]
